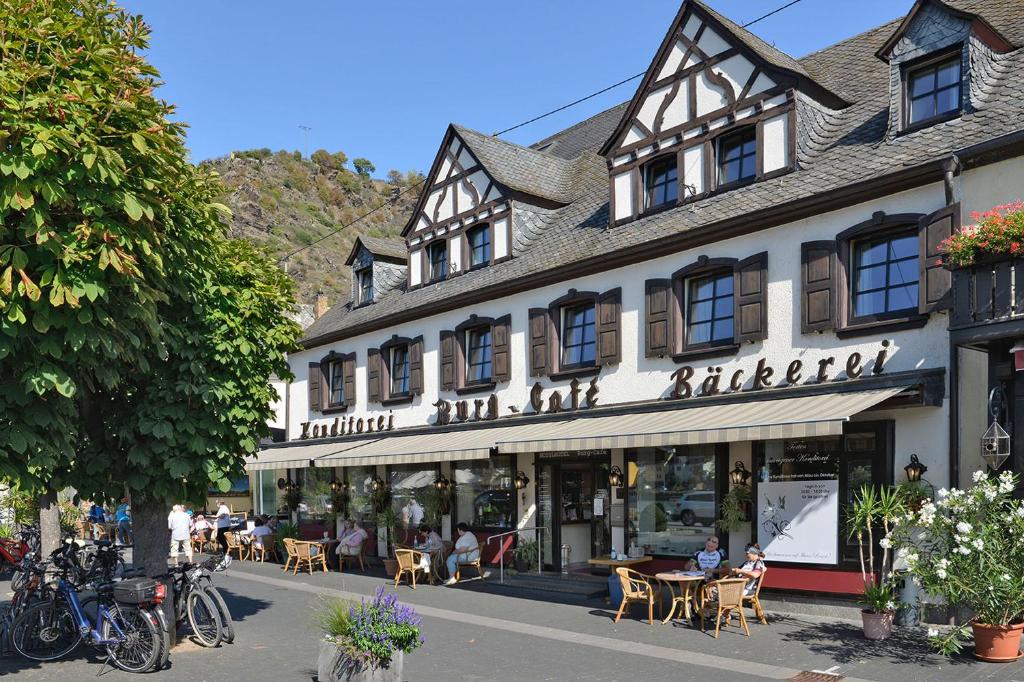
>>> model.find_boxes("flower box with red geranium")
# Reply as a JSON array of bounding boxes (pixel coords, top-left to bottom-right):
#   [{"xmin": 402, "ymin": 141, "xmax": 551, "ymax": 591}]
[{"xmin": 944, "ymin": 202, "xmax": 1024, "ymax": 267}]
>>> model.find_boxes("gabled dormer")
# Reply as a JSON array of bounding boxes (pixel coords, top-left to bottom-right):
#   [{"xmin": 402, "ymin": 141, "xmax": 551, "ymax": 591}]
[
  {"xmin": 600, "ymin": 0, "xmax": 845, "ymax": 226},
  {"xmin": 344, "ymin": 236, "xmax": 406, "ymax": 307},
  {"xmin": 402, "ymin": 124, "xmax": 581, "ymax": 289},
  {"xmin": 875, "ymin": 0, "xmax": 1013, "ymax": 135}
]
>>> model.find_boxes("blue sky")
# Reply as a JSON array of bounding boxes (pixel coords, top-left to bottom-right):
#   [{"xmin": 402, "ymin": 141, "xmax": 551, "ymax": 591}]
[{"xmin": 120, "ymin": 0, "xmax": 907, "ymax": 175}]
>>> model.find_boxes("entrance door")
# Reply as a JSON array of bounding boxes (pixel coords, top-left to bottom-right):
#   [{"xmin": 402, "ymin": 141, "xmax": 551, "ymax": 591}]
[{"xmin": 536, "ymin": 457, "xmax": 611, "ymax": 571}]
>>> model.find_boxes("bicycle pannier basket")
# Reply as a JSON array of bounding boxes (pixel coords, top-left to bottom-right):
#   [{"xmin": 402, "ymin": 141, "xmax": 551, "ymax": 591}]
[{"xmin": 113, "ymin": 577, "xmax": 160, "ymax": 604}]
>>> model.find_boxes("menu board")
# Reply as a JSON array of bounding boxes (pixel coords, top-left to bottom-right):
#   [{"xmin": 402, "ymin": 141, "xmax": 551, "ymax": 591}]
[{"xmin": 757, "ymin": 440, "xmax": 839, "ymax": 565}]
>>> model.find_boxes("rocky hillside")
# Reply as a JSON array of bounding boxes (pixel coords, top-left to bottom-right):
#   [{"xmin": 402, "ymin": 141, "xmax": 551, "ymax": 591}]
[{"xmin": 202, "ymin": 149, "xmax": 423, "ymax": 306}]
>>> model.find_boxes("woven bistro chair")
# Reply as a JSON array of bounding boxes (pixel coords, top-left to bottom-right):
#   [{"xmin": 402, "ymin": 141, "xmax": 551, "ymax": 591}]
[
  {"xmin": 225, "ymin": 531, "xmax": 248, "ymax": 561},
  {"xmin": 282, "ymin": 537, "xmax": 298, "ymax": 572},
  {"xmin": 289, "ymin": 540, "xmax": 328, "ymax": 575},
  {"xmin": 338, "ymin": 537, "xmax": 367, "ymax": 572},
  {"xmin": 393, "ymin": 548, "xmax": 428, "ymax": 589},
  {"xmin": 453, "ymin": 545, "xmax": 484, "ymax": 583},
  {"xmin": 251, "ymin": 534, "xmax": 279, "ymax": 563},
  {"xmin": 700, "ymin": 578, "xmax": 750, "ymax": 638},
  {"xmin": 613, "ymin": 567, "xmax": 657, "ymax": 625},
  {"xmin": 742, "ymin": 566, "xmax": 768, "ymax": 625},
  {"xmin": 191, "ymin": 530, "xmax": 209, "ymax": 556}
]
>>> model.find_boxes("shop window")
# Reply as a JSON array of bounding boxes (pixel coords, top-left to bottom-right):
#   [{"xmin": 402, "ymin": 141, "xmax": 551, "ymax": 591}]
[
  {"xmin": 686, "ymin": 271, "xmax": 735, "ymax": 348},
  {"xmin": 298, "ymin": 467, "xmax": 337, "ymax": 524},
  {"xmin": 466, "ymin": 327, "xmax": 492, "ymax": 384},
  {"xmin": 467, "ymin": 224, "xmax": 491, "ymax": 268},
  {"xmin": 255, "ymin": 470, "xmax": 282, "ymax": 516},
  {"xmin": 851, "ymin": 233, "xmax": 919, "ymax": 319},
  {"xmin": 905, "ymin": 54, "xmax": 961, "ymax": 128},
  {"xmin": 561, "ymin": 303, "xmax": 597, "ymax": 369},
  {"xmin": 389, "ymin": 464, "xmax": 439, "ymax": 537},
  {"xmin": 427, "ymin": 240, "xmax": 448, "ymax": 282},
  {"xmin": 627, "ymin": 445, "xmax": 719, "ymax": 557},
  {"xmin": 344, "ymin": 465, "xmax": 379, "ymax": 556},
  {"xmin": 454, "ymin": 457, "xmax": 514, "ymax": 530},
  {"xmin": 356, "ymin": 268, "xmax": 374, "ymax": 305},
  {"xmin": 644, "ymin": 156, "xmax": 678, "ymax": 211},
  {"xmin": 717, "ymin": 127, "xmax": 756, "ymax": 186}
]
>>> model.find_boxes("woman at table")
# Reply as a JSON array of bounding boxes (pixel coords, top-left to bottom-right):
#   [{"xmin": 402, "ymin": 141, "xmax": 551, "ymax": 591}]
[
  {"xmin": 418, "ymin": 524, "xmax": 444, "ymax": 552},
  {"xmin": 732, "ymin": 543, "xmax": 766, "ymax": 595},
  {"xmin": 444, "ymin": 523, "xmax": 479, "ymax": 585},
  {"xmin": 335, "ymin": 520, "xmax": 368, "ymax": 559}
]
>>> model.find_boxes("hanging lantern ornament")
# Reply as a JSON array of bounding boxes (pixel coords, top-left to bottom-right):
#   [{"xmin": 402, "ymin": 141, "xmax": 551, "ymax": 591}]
[
  {"xmin": 370, "ymin": 476, "xmax": 385, "ymax": 493},
  {"xmin": 514, "ymin": 471, "xmax": 530, "ymax": 490},
  {"xmin": 329, "ymin": 480, "xmax": 343, "ymax": 494},
  {"xmin": 729, "ymin": 461, "xmax": 751, "ymax": 486},
  {"xmin": 903, "ymin": 454, "xmax": 927, "ymax": 482},
  {"xmin": 608, "ymin": 466, "xmax": 624, "ymax": 488},
  {"xmin": 434, "ymin": 476, "xmax": 450, "ymax": 492},
  {"xmin": 981, "ymin": 421, "xmax": 1011, "ymax": 471}
]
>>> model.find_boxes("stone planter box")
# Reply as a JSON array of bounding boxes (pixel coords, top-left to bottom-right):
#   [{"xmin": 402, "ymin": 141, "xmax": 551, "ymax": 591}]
[{"xmin": 318, "ymin": 640, "xmax": 403, "ymax": 682}]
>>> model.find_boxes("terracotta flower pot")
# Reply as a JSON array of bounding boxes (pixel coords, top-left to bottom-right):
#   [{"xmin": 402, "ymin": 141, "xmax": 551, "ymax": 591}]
[
  {"xmin": 972, "ymin": 621, "xmax": 1024, "ymax": 662},
  {"xmin": 861, "ymin": 610, "xmax": 894, "ymax": 640},
  {"xmin": 382, "ymin": 558, "xmax": 399, "ymax": 576}
]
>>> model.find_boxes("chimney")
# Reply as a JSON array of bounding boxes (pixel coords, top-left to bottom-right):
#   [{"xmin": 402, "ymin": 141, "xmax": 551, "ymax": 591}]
[{"xmin": 314, "ymin": 289, "xmax": 328, "ymax": 319}]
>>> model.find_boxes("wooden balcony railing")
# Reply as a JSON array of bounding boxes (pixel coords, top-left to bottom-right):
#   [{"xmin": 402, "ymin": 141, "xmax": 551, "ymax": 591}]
[{"xmin": 950, "ymin": 257, "xmax": 1024, "ymax": 331}]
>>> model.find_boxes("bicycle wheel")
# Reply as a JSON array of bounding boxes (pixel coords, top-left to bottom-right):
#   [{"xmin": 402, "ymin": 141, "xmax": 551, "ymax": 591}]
[
  {"xmin": 202, "ymin": 585, "xmax": 234, "ymax": 644},
  {"xmin": 10, "ymin": 599, "xmax": 82, "ymax": 661},
  {"xmin": 102, "ymin": 604, "xmax": 162, "ymax": 673},
  {"xmin": 186, "ymin": 589, "xmax": 222, "ymax": 647}
]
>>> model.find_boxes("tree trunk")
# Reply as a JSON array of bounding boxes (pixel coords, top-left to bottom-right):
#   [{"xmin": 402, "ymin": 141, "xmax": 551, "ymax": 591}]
[
  {"xmin": 132, "ymin": 497, "xmax": 177, "ymax": 645},
  {"xmin": 38, "ymin": 489, "xmax": 61, "ymax": 556}
]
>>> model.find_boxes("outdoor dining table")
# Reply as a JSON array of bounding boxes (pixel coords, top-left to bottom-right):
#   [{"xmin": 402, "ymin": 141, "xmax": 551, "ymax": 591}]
[
  {"xmin": 587, "ymin": 556, "xmax": 652, "ymax": 607},
  {"xmin": 654, "ymin": 571, "xmax": 706, "ymax": 624}
]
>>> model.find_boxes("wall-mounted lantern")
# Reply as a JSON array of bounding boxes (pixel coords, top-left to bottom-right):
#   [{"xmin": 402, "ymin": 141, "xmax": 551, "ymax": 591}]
[{"xmin": 729, "ymin": 461, "xmax": 751, "ymax": 487}]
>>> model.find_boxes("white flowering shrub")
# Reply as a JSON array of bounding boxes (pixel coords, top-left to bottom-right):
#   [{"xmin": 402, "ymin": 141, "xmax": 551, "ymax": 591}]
[{"xmin": 887, "ymin": 470, "xmax": 1024, "ymax": 655}]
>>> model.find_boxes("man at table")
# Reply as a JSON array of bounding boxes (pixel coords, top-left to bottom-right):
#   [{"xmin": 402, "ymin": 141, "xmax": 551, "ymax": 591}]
[
  {"xmin": 694, "ymin": 536, "xmax": 727, "ymax": 573},
  {"xmin": 444, "ymin": 523, "xmax": 478, "ymax": 585}
]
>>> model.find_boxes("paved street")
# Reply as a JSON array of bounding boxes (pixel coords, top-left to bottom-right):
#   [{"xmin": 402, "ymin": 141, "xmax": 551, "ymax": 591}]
[{"xmin": 3, "ymin": 557, "xmax": 1024, "ymax": 681}]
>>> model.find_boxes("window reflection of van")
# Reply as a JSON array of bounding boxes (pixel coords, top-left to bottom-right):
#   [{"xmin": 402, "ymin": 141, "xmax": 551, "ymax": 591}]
[{"xmin": 473, "ymin": 490, "xmax": 512, "ymax": 528}]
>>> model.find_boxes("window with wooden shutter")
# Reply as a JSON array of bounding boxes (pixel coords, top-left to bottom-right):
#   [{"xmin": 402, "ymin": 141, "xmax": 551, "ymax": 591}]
[
  {"xmin": 734, "ymin": 252, "xmax": 767, "ymax": 343},
  {"xmin": 308, "ymin": 361, "xmax": 322, "ymax": 412},
  {"xmin": 439, "ymin": 330, "xmax": 456, "ymax": 391},
  {"xmin": 492, "ymin": 314, "xmax": 511, "ymax": 382},
  {"xmin": 408, "ymin": 336, "xmax": 424, "ymax": 395},
  {"xmin": 597, "ymin": 288, "xmax": 622, "ymax": 365},
  {"xmin": 645, "ymin": 279, "xmax": 673, "ymax": 358},
  {"xmin": 919, "ymin": 203, "xmax": 958, "ymax": 313},
  {"xmin": 801, "ymin": 241, "xmax": 836, "ymax": 333},
  {"xmin": 366, "ymin": 348, "xmax": 382, "ymax": 403},
  {"xmin": 528, "ymin": 308, "xmax": 549, "ymax": 377},
  {"xmin": 342, "ymin": 353, "xmax": 356, "ymax": 408}
]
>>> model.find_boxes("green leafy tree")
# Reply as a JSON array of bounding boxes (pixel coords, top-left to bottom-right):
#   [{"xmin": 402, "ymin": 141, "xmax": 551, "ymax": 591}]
[
  {"xmin": 352, "ymin": 158, "xmax": 375, "ymax": 179},
  {"xmin": 0, "ymin": 0, "xmax": 300, "ymax": 575}
]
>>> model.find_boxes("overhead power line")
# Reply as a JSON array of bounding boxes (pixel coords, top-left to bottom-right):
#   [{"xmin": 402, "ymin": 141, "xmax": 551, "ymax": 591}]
[{"xmin": 278, "ymin": 0, "xmax": 804, "ymax": 264}]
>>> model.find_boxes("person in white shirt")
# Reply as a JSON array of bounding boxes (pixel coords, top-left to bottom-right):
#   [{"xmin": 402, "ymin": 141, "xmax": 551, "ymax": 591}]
[
  {"xmin": 401, "ymin": 498, "xmax": 425, "ymax": 529},
  {"xmin": 214, "ymin": 500, "xmax": 232, "ymax": 554},
  {"xmin": 167, "ymin": 504, "xmax": 192, "ymax": 566},
  {"xmin": 445, "ymin": 523, "xmax": 479, "ymax": 585},
  {"xmin": 249, "ymin": 518, "xmax": 273, "ymax": 550},
  {"xmin": 693, "ymin": 536, "xmax": 728, "ymax": 576}
]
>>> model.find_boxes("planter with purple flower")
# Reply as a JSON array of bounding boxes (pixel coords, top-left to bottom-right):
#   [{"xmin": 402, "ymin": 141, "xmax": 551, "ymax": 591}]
[{"xmin": 316, "ymin": 586, "xmax": 424, "ymax": 682}]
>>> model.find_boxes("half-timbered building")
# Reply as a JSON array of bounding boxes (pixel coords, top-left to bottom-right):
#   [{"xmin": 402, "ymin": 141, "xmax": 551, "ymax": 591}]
[{"xmin": 248, "ymin": 0, "xmax": 1024, "ymax": 595}]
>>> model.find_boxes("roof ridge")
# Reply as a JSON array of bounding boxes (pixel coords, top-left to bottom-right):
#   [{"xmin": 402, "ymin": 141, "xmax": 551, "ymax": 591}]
[{"xmin": 453, "ymin": 123, "xmax": 570, "ymax": 163}]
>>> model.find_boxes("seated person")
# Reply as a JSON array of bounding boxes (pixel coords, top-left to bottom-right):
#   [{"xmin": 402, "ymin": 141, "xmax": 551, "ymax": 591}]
[
  {"xmin": 335, "ymin": 520, "xmax": 368, "ymax": 557},
  {"xmin": 418, "ymin": 524, "xmax": 444, "ymax": 552},
  {"xmin": 681, "ymin": 558, "xmax": 698, "ymax": 572},
  {"xmin": 444, "ymin": 523, "xmax": 479, "ymax": 585},
  {"xmin": 191, "ymin": 514, "xmax": 211, "ymax": 540},
  {"xmin": 732, "ymin": 543, "xmax": 766, "ymax": 595},
  {"xmin": 694, "ymin": 536, "xmax": 727, "ymax": 575},
  {"xmin": 250, "ymin": 518, "xmax": 273, "ymax": 549}
]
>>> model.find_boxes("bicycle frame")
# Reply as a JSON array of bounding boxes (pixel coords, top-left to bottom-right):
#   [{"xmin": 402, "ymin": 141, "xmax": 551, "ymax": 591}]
[
  {"xmin": 0, "ymin": 538, "xmax": 28, "ymax": 566},
  {"xmin": 59, "ymin": 579, "xmax": 126, "ymax": 647}
]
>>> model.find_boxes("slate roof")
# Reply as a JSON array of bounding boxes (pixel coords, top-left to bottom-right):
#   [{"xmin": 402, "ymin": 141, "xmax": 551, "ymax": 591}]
[
  {"xmin": 301, "ymin": 0, "xmax": 1024, "ymax": 346},
  {"xmin": 345, "ymin": 235, "xmax": 407, "ymax": 266}
]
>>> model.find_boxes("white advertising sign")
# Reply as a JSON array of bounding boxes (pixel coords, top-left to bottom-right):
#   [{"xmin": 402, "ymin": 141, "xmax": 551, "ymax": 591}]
[{"xmin": 757, "ymin": 479, "xmax": 839, "ymax": 564}]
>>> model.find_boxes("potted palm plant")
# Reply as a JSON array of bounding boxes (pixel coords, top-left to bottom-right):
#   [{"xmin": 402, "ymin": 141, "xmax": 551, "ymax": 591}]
[
  {"xmin": 514, "ymin": 538, "xmax": 539, "ymax": 572},
  {"xmin": 888, "ymin": 470, "xmax": 1024, "ymax": 660},
  {"xmin": 717, "ymin": 485, "xmax": 752, "ymax": 533},
  {"xmin": 376, "ymin": 506, "xmax": 399, "ymax": 576},
  {"xmin": 316, "ymin": 586, "xmax": 423, "ymax": 682},
  {"xmin": 846, "ymin": 485, "xmax": 907, "ymax": 640}
]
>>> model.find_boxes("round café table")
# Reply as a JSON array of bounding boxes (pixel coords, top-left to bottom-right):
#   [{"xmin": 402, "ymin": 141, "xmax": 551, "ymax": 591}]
[{"xmin": 654, "ymin": 571, "xmax": 706, "ymax": 624}]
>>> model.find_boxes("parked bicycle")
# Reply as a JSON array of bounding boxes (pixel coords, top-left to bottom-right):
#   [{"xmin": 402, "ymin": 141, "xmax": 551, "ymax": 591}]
[
  {"xmin": 9, "ymin": 540, "xmax": 167, "ymax": 673},
  {"xmin": 0, "ymin": 526, "xmax": 40, "ymax": 580},
  {"xmin": 164, "ymin": 553, "xmax": 234, "ymax": 647}
]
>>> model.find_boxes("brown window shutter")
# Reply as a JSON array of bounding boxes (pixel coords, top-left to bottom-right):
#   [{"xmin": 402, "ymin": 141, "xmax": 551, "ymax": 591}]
[
  {"xmin": 409, "ymin": 336, "xmax": 424, "ymax": 395},
  {"xmin": 439, "ymin": 330, "xmax": 456, "ymax": 391},
  {"xmin": 919, "ymin": 203, "xmax": 959, "ymax": 313},
  {"xmin": 801, "ymin": 241, "xmax": 836, "ymax": 333},
  {"xmin": 528, "ymin": 308, "xmax": 549, "ymax": 377},
  {"xmin": 492, "ymin": 314, "xmax": 512, "ymax": 382},
  {"xmin": 308, "ymin": 362, "xmax": 322, "ymax": 412},
  {"xmin": 319, "ymin": 358, "xmax": 331, "ymax": 407},
  {"xmin": 597, "ymin": 288, "xmax": 622, "ymax": 365},
  {"xmin": 645, "ymin": 279, "xmax": 673, "ymax": 358},
  {"xmin": 734, "ymin": 252, "xmax": 767, "ymax": 343},
  {"xmin": 342, "ymin": 353, "xmax": 356, "ymax": 408},
  {"xmin": 366, "ymin": 348, "xmax": 382, "ymax": 403}
]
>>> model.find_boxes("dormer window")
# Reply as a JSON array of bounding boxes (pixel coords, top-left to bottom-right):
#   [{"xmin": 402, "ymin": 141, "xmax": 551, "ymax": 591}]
[
  {"xmin": 427, "ymin": 240, "xmax": 448, "ymax": 282},
  {"xmin": 905, "ymin": 54, "xmax": 961, "ymax": 128},
  {"xmin": 467, "ymin": 224, "xmax": 491, "ymax": 268},
  {"xmin": 717, "ymin": 128, "xmax": 756, "ymax": 187},
  {"xmin": 356, "ymin": 269, "xmax": 374, "ymax": 305},
  {"xmin": 644, "ymin": 156, "xmax": 678, "ymax": 211}
]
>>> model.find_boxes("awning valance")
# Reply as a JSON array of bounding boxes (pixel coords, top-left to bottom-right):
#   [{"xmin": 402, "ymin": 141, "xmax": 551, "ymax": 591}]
[
  {"xmin": 494, "ymin": 385, "xmax": 909, "ymax": 454},
  {"xmin": 245, "ymin": 439, "xmax": 377, "ymax": 472}
]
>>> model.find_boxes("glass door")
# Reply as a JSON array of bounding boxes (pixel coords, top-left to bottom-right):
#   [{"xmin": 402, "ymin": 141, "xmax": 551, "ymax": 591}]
[{"xmin": 537, "ymin": 462, "xmax": 556, "ymax": 570}]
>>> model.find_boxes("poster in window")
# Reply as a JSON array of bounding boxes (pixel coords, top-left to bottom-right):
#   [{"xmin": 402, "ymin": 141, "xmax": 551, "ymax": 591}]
[{"xmin": 757, "ymin": 439, "xmax": 839, "ymax": 565}]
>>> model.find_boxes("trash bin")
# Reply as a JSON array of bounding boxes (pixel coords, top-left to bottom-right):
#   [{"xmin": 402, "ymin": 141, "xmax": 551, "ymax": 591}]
[
  {"xmin": 608, "ymin": 572, "xmax": 623, "ymax": 606},
  {"xmin": 560, "ymin": 544, "xmax": 571, "ymax": 575}
]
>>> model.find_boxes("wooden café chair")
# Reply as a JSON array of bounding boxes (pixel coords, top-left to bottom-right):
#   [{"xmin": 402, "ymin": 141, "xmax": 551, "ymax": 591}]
[
  {"xmin": 251, "ymin": 534, "xmax": 279, "ymax": 563},
  {"xmin": 613, "ymin": 567, "xmax": 656, "ymax": 625},
  {"xmin": 453, "ymin": 547, "xmax": 485, "ymax": 583},
  {"xmin": 338, "ymin": 537, "xmax": 367, "ymax": 572},
  {"xmin": 282, "ymin": 537, "xmax": 298, "ymax": 572},
  {"xmin": 393, "ymin": 548, "xmax": 428, "ymax": 589},
  {"xmin": 700, "ymin": 578, "xmax": 750, "ymax": 638},
  {"xmin": 191, "ymin": 530, "xmax": 209, "ymax": 556},
  {"xmin": 290, "ymin": 540, "xmax": 328, "ymax": 575},
  {"xmin": 742, "ymin": 566, "xmax": 769, "ymax": 625},
  {"xmin": 225, "ymin": 531, "xmax": 248, "ymax": 561}
]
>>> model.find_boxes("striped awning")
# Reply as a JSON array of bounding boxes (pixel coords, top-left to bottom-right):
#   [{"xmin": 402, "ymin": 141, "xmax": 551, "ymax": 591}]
[
  {"xmin": 494, "ymin": 385, "xmax": 909, "ymax": 454},
  {"xmin": 312, "ymin": 424, "xmax": 537, "ymax": 467},
  {"xmin": 245, "ymin": 439, "xmax": 377, "ymax": 472}
]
